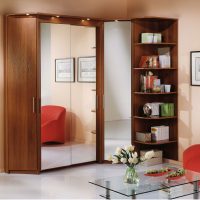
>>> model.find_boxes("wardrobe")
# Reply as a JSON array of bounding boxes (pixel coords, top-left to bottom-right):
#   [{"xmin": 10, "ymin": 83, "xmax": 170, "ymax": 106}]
[{"xmin": 5, "ymin": 14, "xmax": 104, "ymax": 173}]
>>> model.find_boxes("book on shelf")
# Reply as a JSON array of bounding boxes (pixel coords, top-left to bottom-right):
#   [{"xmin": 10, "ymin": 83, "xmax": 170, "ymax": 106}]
[{"xmin": 139, "ymin": 55, "xmax": 159, "ymax": 68}]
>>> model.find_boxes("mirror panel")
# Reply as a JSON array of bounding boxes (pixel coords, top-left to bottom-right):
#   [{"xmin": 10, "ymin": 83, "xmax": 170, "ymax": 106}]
[
  {"xmin": 70, "ymin": 25, "xmax": 96, "ymax": 165},
  {"xmin": 41, "ymin": 23, "xmax": 72, "ymax": 170},
  {"xmin": 104, "ymin": 21, "xmax": 132, "ymax": 160}
]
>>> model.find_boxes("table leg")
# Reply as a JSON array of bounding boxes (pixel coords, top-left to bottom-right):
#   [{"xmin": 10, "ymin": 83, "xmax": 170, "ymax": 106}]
[
  {"xmin": 105, "ymin": 181, "xmax": 110, "ymax": 199},
  {"xmin": 193, "ymin": 179, "xmax": 199, "ymax": 199}
]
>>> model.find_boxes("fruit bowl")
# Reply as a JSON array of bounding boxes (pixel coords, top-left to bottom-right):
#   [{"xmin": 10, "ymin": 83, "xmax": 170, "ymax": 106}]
[{"xmin": 145, "ymin": 168, "xmax": 171, "ymax": 177}]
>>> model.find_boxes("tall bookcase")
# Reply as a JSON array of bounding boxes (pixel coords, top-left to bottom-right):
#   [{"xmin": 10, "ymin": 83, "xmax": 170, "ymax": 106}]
[{"xmin": 132, "ymin": 17, "xmax": 178, "ymax": 160}]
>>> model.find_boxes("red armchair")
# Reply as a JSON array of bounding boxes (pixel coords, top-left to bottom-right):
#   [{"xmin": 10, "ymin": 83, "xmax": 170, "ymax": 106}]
[
  {"xmin": 41, "ymin": 105, "xmax": 66, "ymax": 144},
  {"xmin": 183, "ymin": 144, "xmax": 200, "ymax": 173}
]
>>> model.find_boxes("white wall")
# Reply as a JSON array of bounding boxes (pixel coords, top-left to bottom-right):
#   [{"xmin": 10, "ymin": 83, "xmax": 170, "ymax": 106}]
[{"xmin": 104, "ymin": 21, "xmax": 131, "ymax": 121}]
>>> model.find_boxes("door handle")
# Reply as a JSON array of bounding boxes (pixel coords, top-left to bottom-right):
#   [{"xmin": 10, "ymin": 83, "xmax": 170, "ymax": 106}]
[{"xmin": 32, "ymin": 97, "xmax": 36, "ymax": 113}]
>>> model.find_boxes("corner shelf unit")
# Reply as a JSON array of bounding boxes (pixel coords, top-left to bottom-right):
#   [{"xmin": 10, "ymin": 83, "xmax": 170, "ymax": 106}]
[{"xmin": 132, "ymin": 17, "xmax": 178, "ymax": 160}]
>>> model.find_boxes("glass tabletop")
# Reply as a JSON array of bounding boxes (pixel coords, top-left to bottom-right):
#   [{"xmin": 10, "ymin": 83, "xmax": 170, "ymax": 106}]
[{"xmin": 89, "ymin": 166, "xmax": 200, "ymax": 197}]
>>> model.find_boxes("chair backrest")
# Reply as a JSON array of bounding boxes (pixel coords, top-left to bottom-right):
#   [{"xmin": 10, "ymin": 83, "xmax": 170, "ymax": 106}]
[
  {"xmin": 41, "ymin": 105, "xmax": 66, "ymax": 124},
  {"xmin": 183, "ymin": 144, "xmax": 200, "ymax": 172}
]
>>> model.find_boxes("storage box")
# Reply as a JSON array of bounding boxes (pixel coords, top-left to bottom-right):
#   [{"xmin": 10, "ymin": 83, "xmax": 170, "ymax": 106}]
[
  {"xmin": 141, "ymin": 33, "xmax": 162, "ymax": 43},
  {"xmin": 136, "ymin": 132, "xmax": 151, "ymax": 142},
  {"xmin": 160, "ymin": 103, "xmax": 175, "ymax": 117},
  {"xmin": 151, "ymin": 125, "xmax": 169, "ymax": 141},
  {"xmin": 140, "ymin": 150, "xmax": 163, "ymax": 166}
]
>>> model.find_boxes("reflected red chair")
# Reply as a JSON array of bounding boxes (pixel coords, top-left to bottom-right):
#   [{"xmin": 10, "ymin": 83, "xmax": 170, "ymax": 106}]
[{"xmin": 41, "ymin": 105, "xmax": 66, "ymax": 144}]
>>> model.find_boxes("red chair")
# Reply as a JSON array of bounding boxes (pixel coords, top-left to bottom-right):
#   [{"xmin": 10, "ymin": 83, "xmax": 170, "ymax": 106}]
[
  {"xmin": 183, "ymin": 144, "xmax": 200, "ymax": 172},
  {"xmin": 41, "ymin": 105, "xmax": 66, "ymax": 144}
]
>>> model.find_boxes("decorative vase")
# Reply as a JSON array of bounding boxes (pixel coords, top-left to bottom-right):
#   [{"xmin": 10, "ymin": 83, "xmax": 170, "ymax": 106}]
[{"xmin": 124, "ymin": 166, "xmax": 139, "ymax": 184}]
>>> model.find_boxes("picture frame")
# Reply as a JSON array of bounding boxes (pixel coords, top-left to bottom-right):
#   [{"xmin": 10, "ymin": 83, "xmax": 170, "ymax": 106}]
[
  {"xmin": 191, "ymin": 51, "xmax": 200, "ymax": 86},
  {"xmin": 77, "ymin": 56, "xmax": 96, "ymax": 82},
  {"xmin": 55, "ymin": 58, "xmax": 75, "ymax": 82}
]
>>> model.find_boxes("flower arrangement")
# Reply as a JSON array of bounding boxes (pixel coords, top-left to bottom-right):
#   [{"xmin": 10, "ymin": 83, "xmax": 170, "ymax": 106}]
[
  {"xmin": 108, "ymin": 145, "xmax": 154, "ymax": 184},
  {"xmin": 108, "ymin": 145, "xmax": 154, "ymax": 167}
]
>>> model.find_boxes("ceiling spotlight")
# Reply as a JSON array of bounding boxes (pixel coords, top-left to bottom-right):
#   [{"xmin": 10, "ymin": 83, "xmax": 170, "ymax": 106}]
[
  {"xmin": 56, "ymin": 16, "xmax": 60, "ymax": 18},
  {"xmin": 115, "ymin": 19, "xmax": 119, "ymax": 22},
  {"xmin": 81, "ymin": 19, "xmax": 85, "ymax": 22},
  {"xmin": 26, "ymin": 13, "xmax": 30, "ymax": 16},
  {"xmin": 87, "ymin": 18, "xmax": 90, "ymax": 21}
]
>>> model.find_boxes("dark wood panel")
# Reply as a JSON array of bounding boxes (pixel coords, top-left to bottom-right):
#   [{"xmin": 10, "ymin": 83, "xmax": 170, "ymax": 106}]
[{"xmin": 6, "ymin": 16, "xmax": 38, "ymax": 171}]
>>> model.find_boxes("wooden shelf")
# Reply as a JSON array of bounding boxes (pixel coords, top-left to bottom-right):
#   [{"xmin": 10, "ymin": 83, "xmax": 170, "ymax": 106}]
[
  {"xmin": 134, "ymin": 43, "xmax": 176, "ymax": 46},
  {"xmin": 134, "ymin": 92, "xmax": 177, "ymax": 95},
  {"xmin": 134, "ymin": 116, "xmax": 177, "ymax": 120},
  {"xmin": 133, "ymin": 67, "xmax": 177, "ymax": 70},
  {"xmin": 134, "ymin": 140, "xmax": 177, "ymax": 145}
]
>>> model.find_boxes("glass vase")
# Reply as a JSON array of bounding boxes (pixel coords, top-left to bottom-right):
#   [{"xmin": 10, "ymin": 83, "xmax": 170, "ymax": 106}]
[{"xmin": 124, "ymin": 166, "xmax": 139, "ymax": 184}]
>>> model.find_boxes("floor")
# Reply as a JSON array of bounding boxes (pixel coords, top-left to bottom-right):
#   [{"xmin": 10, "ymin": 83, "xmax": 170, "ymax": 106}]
[
  {"xmin": 41, "ymin": 142, "xmax": 96, "ymax": 170},
  {"xmin": 0, "ymin": 163, "xmax": 196, "ymax": 199}
]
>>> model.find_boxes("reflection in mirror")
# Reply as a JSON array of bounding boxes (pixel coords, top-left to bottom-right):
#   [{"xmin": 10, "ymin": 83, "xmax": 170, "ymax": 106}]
[
  {"xmin": 104, "ymin": 22, "xmax": 131, "ymax": 160},
  {"xmin": 41, "ymin": 23, "xmax": 96, "ymax": 170},
  {"xmin": 41, "ymin": 23, "xmax": 71, "ymax": 170},
  {"xmin": 70, "ymin": 25, "xmax": 96, "ymax": 165}
]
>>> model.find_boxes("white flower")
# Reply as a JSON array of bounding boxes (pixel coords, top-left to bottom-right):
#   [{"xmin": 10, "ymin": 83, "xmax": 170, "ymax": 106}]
[
  {"xmin": 115, "ymin": 147, "xmax": 122, "ymax": 155},
  {"xmin": 107, "ymin": 155, "xmax": 113, "ymax": 161},
  {"xmin": 144, "ymin": 150, "xmax": 154, "ymax": 160},
  {"xmin": 133, "ymin": 157, "xmax": 138, "ymax": 164},
  {"xmin": 132, "ymin": 152, "xmax": 138, "ymax": 159},
  {"xmin": 112, "ymin": 157, "xmax": 119, "ymax": 164},
  {"xmin": 125, "ymin": 145, "xmax": 135, "ymax": 152},
  {"xmin": 120, "ymin": 158, "xmax": 127, "ymax": 164},
  {"xmin": 128, "ymin": 158, "xmax": 134, "ymax": 164}
]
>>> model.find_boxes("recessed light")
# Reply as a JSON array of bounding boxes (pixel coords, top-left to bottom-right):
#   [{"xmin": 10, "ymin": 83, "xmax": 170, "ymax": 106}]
[
  {"xmin": 56, "ymin": 16, "xmax": 60, "ymax": 18},
  {"xmin": 26, "ymin": 13, "xmax": 30, "ymax": 16},
  {"xmin": 115, "ymin": 20, "xmax": 119, "ymax": 22},
  {"xmin": 81, "ymin": 19, "xmax": 85, "ymax": 22},
  {"xmin": 87, "ymin": 18, "xmax": 90, "ymax": 21}
]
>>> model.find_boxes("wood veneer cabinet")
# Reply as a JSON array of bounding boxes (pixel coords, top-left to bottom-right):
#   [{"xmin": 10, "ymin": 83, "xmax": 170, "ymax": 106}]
[
  {"xmin": 5, "ymin": 14, "xmax": 104, "ymax": 173},
  {"xmin": 132, "ymin": 17, "xmax": 178, "ymax": 160}
]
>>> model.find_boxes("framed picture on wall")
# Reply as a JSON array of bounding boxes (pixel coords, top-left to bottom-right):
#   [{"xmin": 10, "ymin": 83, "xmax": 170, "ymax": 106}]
[
  {"xmin": 55, "ymin": 58, "xmax": 75, "ymax": 82},
  {"xmin": 78, "ymin": 56, "xmax": 96, "ymax": 82},
  {"xmin": 191, "ymin": 51, "xmax": 200, "ymax": 86}
]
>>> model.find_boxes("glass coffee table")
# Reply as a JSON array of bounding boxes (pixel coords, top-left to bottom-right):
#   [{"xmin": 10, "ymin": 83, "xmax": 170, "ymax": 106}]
[{"xmin": 89, "ymin": 167, "xmax": 200, "ymax": 199}]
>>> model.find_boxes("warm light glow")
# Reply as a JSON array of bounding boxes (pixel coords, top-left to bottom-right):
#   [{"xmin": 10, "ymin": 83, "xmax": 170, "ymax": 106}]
[
  {"xmin": 26, "ymin": 13, "xmax": 30, "ymax": 16},
  {"xmin": 56, "ymin": 16, "xmax": 60, "ymax": 18},
  {"xmin": 87, "ymin": 18, "xmax": 90, "ymax": 21},
  {"xmin": 115, "ymin": 20, "xmax": 119, "ymax": 22},
  {"xmin": 81, "ymin": 19, "xmax": 85, "ymax": 22}
]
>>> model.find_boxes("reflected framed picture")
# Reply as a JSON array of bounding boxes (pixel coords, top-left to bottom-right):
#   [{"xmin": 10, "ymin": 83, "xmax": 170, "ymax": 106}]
[
  {"xmin": 78, "ymin": 56, "xmax": 96, "ymax": 82},
  {"xmin": 191, "ymin": 51, "xmax": 200, "ymax": 86},
  {"xmin": 55, "ymin": 58, "xmax": 75, "ymax": 82}
]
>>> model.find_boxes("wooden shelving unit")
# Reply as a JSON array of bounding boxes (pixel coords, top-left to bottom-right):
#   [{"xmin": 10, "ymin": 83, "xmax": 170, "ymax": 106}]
[{"xmin": 132, "ymin": 17, "xmax": 178, "ymax": 160}]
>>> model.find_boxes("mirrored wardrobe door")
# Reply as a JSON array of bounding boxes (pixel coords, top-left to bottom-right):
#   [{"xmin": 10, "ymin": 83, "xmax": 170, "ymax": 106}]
[
  {"xmin": 70, "ymin": 25, "xmax": 97, "ymax": 165},
  {"xmin": 104, "ymin": 21, "xmax": 132, "ymax": 160},
  {"xmin": 40, "ymin": 23, "xmax": 72, "ymax": 170}
]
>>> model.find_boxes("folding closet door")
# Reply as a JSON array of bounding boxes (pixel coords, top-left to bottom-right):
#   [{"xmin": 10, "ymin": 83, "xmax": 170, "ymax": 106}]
[{"xmin": 5, "ymin": 16, "xmax": 39, "ymax": 172}]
